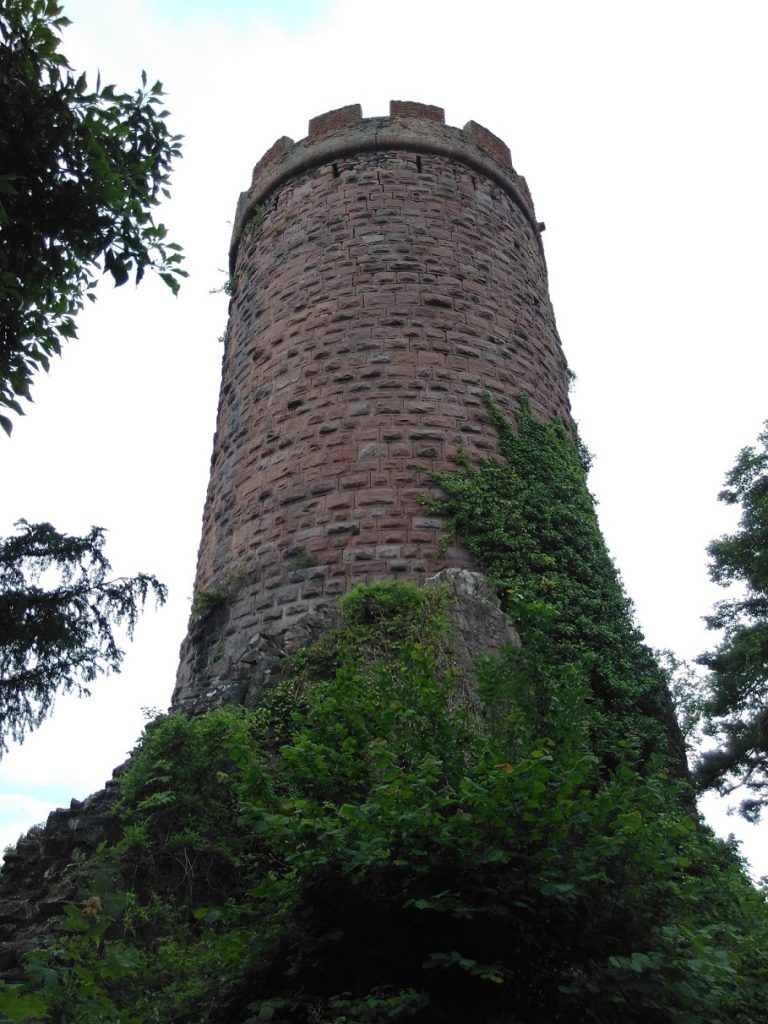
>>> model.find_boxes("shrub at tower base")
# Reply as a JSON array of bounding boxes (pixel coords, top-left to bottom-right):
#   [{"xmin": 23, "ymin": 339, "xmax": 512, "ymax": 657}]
[{"xmin": 3, "ymin": 406, "xmax": 768, "ymax": 1023}]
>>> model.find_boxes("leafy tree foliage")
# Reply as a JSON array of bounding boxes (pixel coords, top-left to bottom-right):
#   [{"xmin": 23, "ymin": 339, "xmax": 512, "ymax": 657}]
[
  {"xmin": 0, "ymin": 520, "xmax": 166, "ymax": 751},
  {"xmin": 696, "ymin": 423, "xmax": 768, "ymax": 819},
  {"xmin": 4, "ymin": 405, "xmax": 766, "ymax": 1021},
  {"xmin": 0, "ymin": 0, "xmax": 185, "ymax": 433}
]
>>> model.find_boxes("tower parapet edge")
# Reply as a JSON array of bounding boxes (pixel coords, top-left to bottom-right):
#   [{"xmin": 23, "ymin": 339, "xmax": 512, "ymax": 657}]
[
  {"xmin": 172, "ymin": 101, "xmax": 572, "ymax": 715},
  {"xmin": 229, "ymin": 101, "xmax": 540, "ymax": 275}
]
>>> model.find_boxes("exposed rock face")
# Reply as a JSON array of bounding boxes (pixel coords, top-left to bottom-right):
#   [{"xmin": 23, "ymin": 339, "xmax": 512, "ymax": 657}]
[{"xmin": 427, "ymin": 568, "xmax": 519, "ymax": 693}]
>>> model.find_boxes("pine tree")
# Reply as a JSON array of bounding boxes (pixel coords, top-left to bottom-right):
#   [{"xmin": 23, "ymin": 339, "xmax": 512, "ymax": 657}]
[{"xmin": 696, "ymin": 422, "xmax": 768, "ymax": 819}]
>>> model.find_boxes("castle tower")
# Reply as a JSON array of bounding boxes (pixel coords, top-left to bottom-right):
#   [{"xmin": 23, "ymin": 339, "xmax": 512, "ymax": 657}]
[{"xmin": 172, "ymin": 101, "xmax": 572, "ymax": 713}]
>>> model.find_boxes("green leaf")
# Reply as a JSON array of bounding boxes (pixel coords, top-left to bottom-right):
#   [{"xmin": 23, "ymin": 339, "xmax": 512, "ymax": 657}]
[
  {"xmin": 0, "ymin": 983, "xmax": 48, "ymax": 1021},
  {"xmin": 0, "ymin": 0, "xmax": 184, "ymax": 429}
]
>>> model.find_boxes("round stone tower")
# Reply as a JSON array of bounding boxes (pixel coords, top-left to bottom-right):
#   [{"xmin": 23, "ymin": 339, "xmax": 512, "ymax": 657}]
[{"xmin": 172, "ymin": 101, "xmax": 572, "ymax": 713}]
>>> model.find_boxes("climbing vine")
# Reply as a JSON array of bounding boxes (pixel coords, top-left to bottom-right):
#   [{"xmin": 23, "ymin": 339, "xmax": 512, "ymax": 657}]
[{"xmin": 423, "ymin": 395, "xmax": 685, "ymax": 774}]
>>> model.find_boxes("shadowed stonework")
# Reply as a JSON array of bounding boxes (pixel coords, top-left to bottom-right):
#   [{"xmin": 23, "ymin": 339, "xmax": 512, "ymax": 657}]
[{"xmin": 172, "ymin": 101, "xmax": 571, "ymax": 713}]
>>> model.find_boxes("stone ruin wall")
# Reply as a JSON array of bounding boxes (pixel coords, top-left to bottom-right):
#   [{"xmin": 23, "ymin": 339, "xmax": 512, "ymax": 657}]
[{"xmin": 172, "ymin": 100, "xmax": 572, "ymax": 713}]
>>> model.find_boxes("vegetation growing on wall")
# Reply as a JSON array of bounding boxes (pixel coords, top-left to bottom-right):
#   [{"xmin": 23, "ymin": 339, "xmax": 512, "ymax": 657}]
[
  {"xmin": 2, "ymin": 586, "xmax": 768, "ymax": 1022},
  {"xmin": 423, "ymin": 395, "xmax": 685, "ymax": 775},
  {"xmin": 4, "ymin": 593, "xmax": 768, "ymax": 1024},
  {"xmin": 3, "ymin": 407, "xmax": 768, "ymax": 1022}
]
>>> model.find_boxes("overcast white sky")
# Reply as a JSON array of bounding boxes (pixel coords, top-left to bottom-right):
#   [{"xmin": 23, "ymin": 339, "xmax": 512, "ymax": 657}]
[{"xmin": 2, "ymin": 0, "xmax": 767, "ymax": 876}]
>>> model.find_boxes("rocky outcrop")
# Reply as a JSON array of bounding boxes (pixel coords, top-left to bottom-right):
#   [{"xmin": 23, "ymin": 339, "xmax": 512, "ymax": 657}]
[{"xmin": 428, "ymin": 567, "xmax": 519, "ymax": 666}]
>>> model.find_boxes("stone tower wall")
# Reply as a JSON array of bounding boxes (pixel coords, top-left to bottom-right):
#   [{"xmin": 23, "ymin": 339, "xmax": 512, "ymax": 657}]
[{"xmin": 172, "ymin": 101, "xmax": 572, "ymax": 712}]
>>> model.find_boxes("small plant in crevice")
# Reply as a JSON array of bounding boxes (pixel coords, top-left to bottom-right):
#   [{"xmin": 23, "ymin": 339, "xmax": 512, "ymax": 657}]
[
  {"xmin": 209, "ymin": 273, "xmax": 238, "ymax": 297},
  {"xmin": 244, "ymin": 205, "xmax": 264, "ymax": 234},
  {"xmin": 287, "ymin": 549, "xmax": 317, "ymax": 572},
  {"xmin": 191, "ymin": 587, "xmax": 227, "ymax": 617},
  {"xmin": 232, "ymin": 205, "xmax": 265, "ymax": 247},
  {"xmin": 191, "ymin": 570, "xmax": 246, "ymax": 619}
]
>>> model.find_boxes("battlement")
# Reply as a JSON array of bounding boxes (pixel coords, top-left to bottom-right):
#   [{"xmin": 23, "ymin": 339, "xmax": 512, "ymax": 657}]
[{"xmin": 230, "ymin": 100, "xmax": 538, "ymax": 272}]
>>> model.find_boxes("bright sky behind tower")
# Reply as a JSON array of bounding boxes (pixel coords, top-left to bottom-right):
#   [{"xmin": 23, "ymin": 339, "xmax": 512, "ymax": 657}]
[{"xmin": 1, "ymin": 0, "xmax": 767, "ymax": 876}]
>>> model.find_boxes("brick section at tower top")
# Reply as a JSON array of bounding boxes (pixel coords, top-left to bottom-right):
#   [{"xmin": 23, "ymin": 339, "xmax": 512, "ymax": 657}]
[
  {"xmin": 390, "ymin": 100, "xmax": 445, "ymax": 122},
  {"xmin": 308, "ymin": 104, "xmax": 363, "ymax": 141},
  {"xmin": 172, "ymin": 102, "xmax": 572, "ymax": 714}
]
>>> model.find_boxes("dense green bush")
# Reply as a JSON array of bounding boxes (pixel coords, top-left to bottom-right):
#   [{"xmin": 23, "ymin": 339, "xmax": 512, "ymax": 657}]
[{"xmin": 2, "ymin": 587, "xmax": 767, "ymax": 1022}]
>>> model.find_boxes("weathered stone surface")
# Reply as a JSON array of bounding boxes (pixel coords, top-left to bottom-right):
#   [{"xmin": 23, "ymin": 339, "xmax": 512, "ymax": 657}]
[
  {"xmin": 173, "ymin": 564, "xmax": 520, "ymax": 719},
  {"xmin": 428, "ymin": 568, "xmax": 519, "ymax": 659},
  {"xmin": 426, "ymin": 568, "xmax": 519, "ymax": 713}
]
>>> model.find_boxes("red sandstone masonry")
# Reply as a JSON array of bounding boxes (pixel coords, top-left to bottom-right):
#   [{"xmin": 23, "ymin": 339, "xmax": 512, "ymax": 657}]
[{"xmin": 172, "ymin": 102, "xmax": 573, "ymax": 712}]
